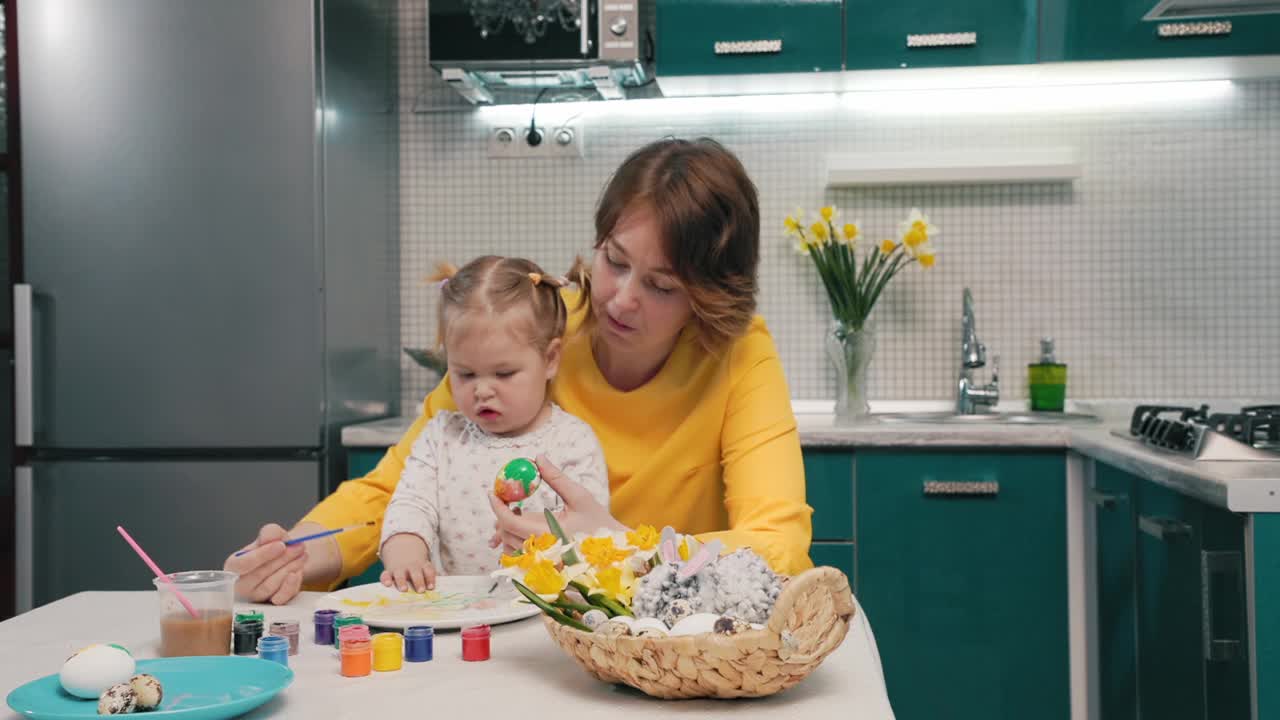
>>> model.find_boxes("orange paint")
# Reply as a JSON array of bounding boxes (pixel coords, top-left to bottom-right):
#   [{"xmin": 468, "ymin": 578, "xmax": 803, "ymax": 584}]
[{"xmin": 341, "ymin": 637, "xmax": 372, "ymax": 677}]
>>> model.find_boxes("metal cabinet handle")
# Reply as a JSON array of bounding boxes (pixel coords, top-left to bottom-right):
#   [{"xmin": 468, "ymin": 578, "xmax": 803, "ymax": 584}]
[
  {"xmin": 16, "ymin": 466, "xmax": 33, "ymax": 613},
  {"xmin": 1201, "ymin": 550, "xmax": 1245, "ymax": 662},
  {"xmin": 907, "ymin": 32, "xmax": 978, "ymax": 48},
  {"xmin": 713, "ymin": 39, "xmax": 783, "ymax": 56},
  {"xmin": 1089, "ymin": 491, "xmax": 1127, "ymax": 510},
  {"xmin": 1157, "ymin": 21, "xmax": 1232, "ymax": 38},
  {"xmin": 1138, "ymin": 515, "xmax": 1192, "ymax": 541},
  {"xmin": 14, "ymin": 284, "xmax": 33, "ymax": 447},
  {"xmin": 579, "ymin": 0, "xmax": 590, "ymax": 55},
  {"xmin": 922, "ymin": 480, "xmax": 999, "ymax": 497}
]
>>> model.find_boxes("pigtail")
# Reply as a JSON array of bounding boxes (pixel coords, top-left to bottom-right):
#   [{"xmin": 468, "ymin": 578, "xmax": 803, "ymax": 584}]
[
  {"xmin": 566, "ymin": 255, "xmax": 593, "ymax": 316},
  {"xmin": 427, "ymin": 261, "xmax": 459, "ymax": 287}
]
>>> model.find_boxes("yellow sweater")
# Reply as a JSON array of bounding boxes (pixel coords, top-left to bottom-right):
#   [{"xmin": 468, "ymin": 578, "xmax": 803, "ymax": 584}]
[{"xmin": 303, "ymin": 301, "xmax": 814, "ymax": 584}]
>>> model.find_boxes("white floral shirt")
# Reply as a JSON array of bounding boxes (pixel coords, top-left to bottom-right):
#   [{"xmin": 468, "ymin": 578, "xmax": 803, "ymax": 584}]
[{"xmin": 380, "ymin": 404, "xmax": 610, "ymax": 576}]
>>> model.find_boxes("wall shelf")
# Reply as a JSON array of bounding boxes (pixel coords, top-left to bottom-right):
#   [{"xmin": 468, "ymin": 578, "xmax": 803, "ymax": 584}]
[{"xmin": 825, "ymin": 148, "xmax": 1082, "ymax": 186}]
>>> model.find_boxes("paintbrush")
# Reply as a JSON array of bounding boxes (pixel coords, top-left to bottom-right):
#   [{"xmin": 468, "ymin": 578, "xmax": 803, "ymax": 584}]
[{"xmin": 233, "ymin": 521, "xmax": 376, "ymax": 557}]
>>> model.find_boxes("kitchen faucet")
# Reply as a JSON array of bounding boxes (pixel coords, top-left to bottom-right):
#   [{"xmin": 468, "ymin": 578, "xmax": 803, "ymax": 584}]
[{"xmin": 957, "ymin": 288, "xmax": 999, "ymax": 414}]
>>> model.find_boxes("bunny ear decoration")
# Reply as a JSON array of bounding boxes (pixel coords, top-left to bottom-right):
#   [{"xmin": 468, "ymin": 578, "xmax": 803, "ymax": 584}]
[{"xmin": 658, "ymin": 527, "xmax": 681, "ymax": 563}]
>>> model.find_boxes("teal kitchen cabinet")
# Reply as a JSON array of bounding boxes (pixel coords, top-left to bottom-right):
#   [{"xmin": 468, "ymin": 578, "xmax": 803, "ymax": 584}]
[
  {"xmin": 856, "ymin": 450, "xmax": 1068, "ymax": 720},
  {"xmin": 347, "ymin": 448, "xmax": 385, "ymax": 482},
  {"xmin": 804, "ymin": 450, "xmax": 856, "ymax": 585},
  {"xmin": 1090, "ymin": 464, "xmax": 1137, "ymax": 720},
  {"xmin": 656, "ymin": 0, "xmax": 843, "ymax": 77},
  {"xmin": 1040, "ymin": 0, "xmax": 1280, "ymax": 62},
  {"xmin": 844, "ymin": 0, "xmax": 1038, "ymax": 70},
  {"xmin": 1134, "ymin": 478, "xmax": 1249, "ymax": 720}
]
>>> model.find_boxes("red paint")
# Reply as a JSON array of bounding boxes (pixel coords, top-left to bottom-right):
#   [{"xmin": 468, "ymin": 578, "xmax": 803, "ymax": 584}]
[{"xmin": 461, "ymin": 624, "xmax": 491, "ymax": 661}]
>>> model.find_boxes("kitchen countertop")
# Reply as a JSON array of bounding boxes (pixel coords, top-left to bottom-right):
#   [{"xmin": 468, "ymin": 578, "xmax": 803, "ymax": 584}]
[
  {"xmin": 0, "ymin": 592, "xmax": 896, "ymax": 720},
  {"xmin": 340, "ymin": 402, "xmax": 1280, "ymax": 513}
]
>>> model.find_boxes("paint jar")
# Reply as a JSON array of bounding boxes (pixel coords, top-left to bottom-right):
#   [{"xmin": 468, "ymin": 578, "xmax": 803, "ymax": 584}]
[
  {"xmin": 313, "ymin": 609, "xmax": 339, "ymax": 645},
  {"xmin": 269, "ymin": 620, "xmax": 300, "ymax": 656},
  {"xmin": 257, "ymin": 635, "xmax": 289, "ymax": 667},
  {"xmin": 154, "ymin": 570, "xmax": 236, "ymax": 657},
  {"xmin": 340, "ymin": 637, "xmax": 373, "ymax": 677},
  {"xmin": 404, "ymin": 626, "xmax": 434, "ymax": 662},
  {"xmin": 234, "ymin": 610, "xmax": 265, "ymax": 624},
  {"xmin": 372, "ymin": 633, "xmax": 403, "ymax": 672},
  {"xmin": 332, "ymin": 614, "xmax": 363, "ymax": 648},
  {"xmin": 233, "ymin": 619, "xmax": 264, "ymax": 656},
  {"xmin": 461, "ymin": 625, "xmax": 491, "ymax": 662},
  {"xmin": 338, "ymin": 624, "xmax": 371, "ymax": 648}
]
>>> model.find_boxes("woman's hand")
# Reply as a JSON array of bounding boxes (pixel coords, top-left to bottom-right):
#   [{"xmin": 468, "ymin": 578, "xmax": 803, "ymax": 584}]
[
  {"xmin": 379, "ymin": 533, "xmax": 437, "ymax": 592},
  {"xmin": 223, "ymin": 524, "xmax": 307, "ymax": 605},
  {"xmin": 488, "ymin": 455, "xmax": 626, "ymax": 550}
]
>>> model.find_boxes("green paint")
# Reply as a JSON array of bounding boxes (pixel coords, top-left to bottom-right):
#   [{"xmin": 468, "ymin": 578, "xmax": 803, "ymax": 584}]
[
  {"xmin": 503, "ymin": 458, "xmax": 539, "ymax": 494},
  {"xmin": 107, "ymin": 643, "xmax": 132, "ymax": 657}
]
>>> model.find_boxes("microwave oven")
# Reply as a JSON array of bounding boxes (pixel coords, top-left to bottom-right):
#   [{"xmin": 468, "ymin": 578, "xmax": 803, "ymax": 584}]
[{"xmin": 428, "ymin": 0, "xmax": 652, "ymax": 104}]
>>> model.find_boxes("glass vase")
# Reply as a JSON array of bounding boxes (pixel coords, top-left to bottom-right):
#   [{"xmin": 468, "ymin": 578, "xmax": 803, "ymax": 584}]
[{"xmin": 826, "ymin": 319, "xmax": 876, "ymax": 424}]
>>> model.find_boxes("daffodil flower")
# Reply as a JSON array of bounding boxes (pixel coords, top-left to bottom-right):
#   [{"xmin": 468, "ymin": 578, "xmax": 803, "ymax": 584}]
[
  {"xmin": 809, "ymin": 221, "xmax": 830, "ymax": 243},
  {"xmin": 783, "ymin": 210, "xmax": 805, "ymax": 237},
  {"xmin": 898, "ymin": 208, "xmax": 938, "ymax": 249},
  {"xmin": 880, "ymin": 239, "xmax": 898, "ymax": 255},
  {"xmin": 521, "ymin": 557, "xmax": 591, "ymax": 599},
  {"xmin": 819, "ymin": 206, "xmax": 840, "ymax": 224},
  {"xmin": 841, "ymin": 222, "xmax": 861, "ymax": 245},
  {"xmin": 917, "ymin": 247, "xmax": 938, "ymax": 268},
  {"xmin": 581, "ymin": 564, "xmax": 637, "ymax": 605},
  {"xmin": 578, "ymin": 534, "xmax": 632, "ymax": 569}
]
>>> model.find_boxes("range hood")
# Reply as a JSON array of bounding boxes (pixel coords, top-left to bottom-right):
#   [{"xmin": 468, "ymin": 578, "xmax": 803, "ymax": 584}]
[{"xmin": 1145, "ymin": 0, "xmax": 1280, "ymax": 19}]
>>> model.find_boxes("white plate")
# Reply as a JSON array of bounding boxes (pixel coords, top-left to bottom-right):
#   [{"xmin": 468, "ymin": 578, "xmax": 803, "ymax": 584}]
[{"xmin": 315, "ymin": 575, "xmax": 540, "ymax": 630}]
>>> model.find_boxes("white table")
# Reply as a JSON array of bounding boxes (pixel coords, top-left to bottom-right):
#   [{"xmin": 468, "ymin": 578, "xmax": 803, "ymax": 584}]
[{"xmin": 2, "ymin": 592, "xmax": 897, "ymax": 719}]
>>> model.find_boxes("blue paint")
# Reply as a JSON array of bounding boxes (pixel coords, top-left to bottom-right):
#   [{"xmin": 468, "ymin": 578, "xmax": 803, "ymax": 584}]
[
  {"xmin": 405, "ymin": 625, "xmax": 434, "ymax": 662},
  {"xmin": 257, "ymin": 635, "xmax": 290, "ymax": 667}
]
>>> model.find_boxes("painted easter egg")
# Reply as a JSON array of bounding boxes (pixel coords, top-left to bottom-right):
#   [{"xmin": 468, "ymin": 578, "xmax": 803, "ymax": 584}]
[
  {"xmin": 493, "ymin": 457, "xmax": 541, "ymax": 503},
  {"xmin": 59, "ymin": 644, "xmax": 136, "ymax": 699}
]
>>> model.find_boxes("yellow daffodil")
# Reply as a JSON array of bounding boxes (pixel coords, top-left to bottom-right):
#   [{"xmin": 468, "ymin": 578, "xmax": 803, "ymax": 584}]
[
  {"xmin": 499, "ymin": 551, "xmax": 537, "ymax": 571},
  {"xmin": 524, "ymin": 558, "xmax": 570, "ymax": 597},
  {"xmin": 583, "ymin": 564, "xmax": 637, "ymax": 604},
  {"xmin": 898, "ymin": 208, "xmax": 938, "ymax": 249},
  {"xmin": 809, "ymin": 222, "xmax": 830, "ymax": 243},
  {"xmin": 917, "ymin": 248, "xmax": 938, "ymax": 268},
  {"xmin": 880, "ymin": 239, "xmax": 897, "ymax": 255},
  {"xmin": 783, "ymin": 210, "xmax": 804, "ymax": 237},
  {"xmin": 626, "ymin": 525, "xmax": 659, "ymax": 551},
  {"xmin": 841, "ymin": 222, "xmax": 861, "ymax": 245},
  {"xmin": 819, "ymin": 206, "xmax": 839, "ymax": 223},
  {"xmin": 579, "ymin": 535, "xmax": 631, "ymax": 569},
  {"xmin": 524, "ymin": 533, "xmax": 557, "ymax": 554}
]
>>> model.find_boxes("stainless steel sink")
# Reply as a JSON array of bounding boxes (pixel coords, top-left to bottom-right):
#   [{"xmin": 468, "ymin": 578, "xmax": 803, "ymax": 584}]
[{"xmin": 870, "ymin": 410, "xmax": 1101, "ymax": 425}]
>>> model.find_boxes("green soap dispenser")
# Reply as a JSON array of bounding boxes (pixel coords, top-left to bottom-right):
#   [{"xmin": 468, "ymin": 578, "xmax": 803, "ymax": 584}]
[{"xmin": 1028, "ymin": 337, "xmax": 1067, "ymax": 412}]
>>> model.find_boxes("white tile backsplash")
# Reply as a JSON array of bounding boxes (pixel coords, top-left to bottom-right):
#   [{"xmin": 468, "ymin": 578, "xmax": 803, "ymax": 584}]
[{"xmin": 396, "ymin": 1, "xmax": 1280, "ymax": 412}]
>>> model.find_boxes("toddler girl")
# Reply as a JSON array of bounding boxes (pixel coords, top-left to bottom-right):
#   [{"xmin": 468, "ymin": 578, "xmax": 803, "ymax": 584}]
[{"xmin": 379, "ymin": 256, "xmax": 610, "ymax": 591}]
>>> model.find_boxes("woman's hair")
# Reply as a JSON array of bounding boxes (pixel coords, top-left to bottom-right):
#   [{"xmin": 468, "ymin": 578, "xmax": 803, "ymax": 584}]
[
  {"xmin": 569, "ymin": 137, "xmax": 760, "ymax": 353},
  {"xmin": 429, "ymin": 256, "xmax": 569, "ymax": 352}
]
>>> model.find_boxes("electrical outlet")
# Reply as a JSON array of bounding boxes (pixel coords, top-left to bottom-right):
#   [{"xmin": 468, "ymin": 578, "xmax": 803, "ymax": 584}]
[{"xmin": 488, "ymin": 123, "xmax": 584, "ymax": 159}]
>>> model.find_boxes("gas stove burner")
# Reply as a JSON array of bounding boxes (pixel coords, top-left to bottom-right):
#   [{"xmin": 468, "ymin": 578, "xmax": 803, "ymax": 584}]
[{"xmin": 1118, "ymin": 403, "xmax": 1280, "ymax": 461}]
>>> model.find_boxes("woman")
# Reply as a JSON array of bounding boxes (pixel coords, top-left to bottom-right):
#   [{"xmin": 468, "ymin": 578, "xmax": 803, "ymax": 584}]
[{"xmin": 226, "ymin": 137, "xmax": 814, "ymax": 604}]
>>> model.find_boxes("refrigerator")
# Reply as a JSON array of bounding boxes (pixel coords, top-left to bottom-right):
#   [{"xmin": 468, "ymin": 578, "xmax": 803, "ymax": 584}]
[{"xmin": 10, "ymin": 0, "xmax": 399, "ymax": 613}]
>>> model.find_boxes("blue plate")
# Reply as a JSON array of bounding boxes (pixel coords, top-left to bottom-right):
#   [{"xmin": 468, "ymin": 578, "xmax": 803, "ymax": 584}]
[{"xmin": 6, "ymin": 656, "xmax": 293, "ymax": 719}]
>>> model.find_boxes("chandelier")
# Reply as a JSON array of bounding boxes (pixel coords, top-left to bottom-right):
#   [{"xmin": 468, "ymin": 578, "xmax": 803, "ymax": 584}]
[{"xmin": 468, "ymin": 0, "xmax": 582, "ymax": 44}]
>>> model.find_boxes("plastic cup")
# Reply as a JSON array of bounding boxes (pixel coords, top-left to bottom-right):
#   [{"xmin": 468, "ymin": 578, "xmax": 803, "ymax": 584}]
[{"xmin": 154, "ymin": 570, "xmax": 237, "ymax": 657}]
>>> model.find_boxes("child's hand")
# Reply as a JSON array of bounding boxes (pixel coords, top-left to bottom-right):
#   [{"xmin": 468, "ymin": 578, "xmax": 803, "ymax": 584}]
[{"xmin": 379, "ymin": 533, "xmax": 437, "ymax": 592}]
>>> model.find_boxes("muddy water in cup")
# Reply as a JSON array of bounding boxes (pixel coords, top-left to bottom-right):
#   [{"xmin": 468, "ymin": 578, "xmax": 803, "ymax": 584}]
[{"xmin": 160, "ymin": 611, "xmax": 233, "ymax": 657}]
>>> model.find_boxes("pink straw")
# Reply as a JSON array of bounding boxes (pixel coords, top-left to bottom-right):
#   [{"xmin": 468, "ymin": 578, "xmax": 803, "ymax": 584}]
[{"xmin": 116, "ymin": 526, "xmax": 199, "ymax": 619}]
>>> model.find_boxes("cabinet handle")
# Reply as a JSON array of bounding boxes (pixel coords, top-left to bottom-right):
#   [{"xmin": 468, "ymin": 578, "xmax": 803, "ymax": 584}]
[
  {"xmin": 1089, "ymin": 491, "xmax": 1127, "ymax": 510},
  {"xmin": 579, "ymin": 0, "xmax": 590, "ymax": 55},
  {"xmin": 1157, "ymin": 21, "xmax": 1232, "ymax": 38},
  {"xmin": 906, "ymin": 32, "xmax": 978, "ymax": 48},
  {"xmin": 1201, "ymin": 550, "xmax": 1245, "ymax": 663},
  {"xmin": 713, "ymin": 39, "xmax": 783, "ymax": 56},
  {"xmin": 16, "ymin": 466, "xmax": 33, "ymax": 613},
  {"xmin": 14, "ymin": 284, "xmax": 34, "ymax": 447},
  {"xmin": 922, "ymin": 480, "xmax": 999, "ymax": 497},
  {"xmin": 1138, "ymin": 515, "xmax": 1192, "ymax": 541}
]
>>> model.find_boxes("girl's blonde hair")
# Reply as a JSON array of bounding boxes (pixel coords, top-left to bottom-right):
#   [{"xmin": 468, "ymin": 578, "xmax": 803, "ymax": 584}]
[{"xmin": 428, "ymin": 256, "xmax": 569, "ymax": 352}]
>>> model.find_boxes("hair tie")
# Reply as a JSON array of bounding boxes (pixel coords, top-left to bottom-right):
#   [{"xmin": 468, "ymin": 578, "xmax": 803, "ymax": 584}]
[
  {"xmin": 528, "ymin": 272, "xmax": 543, "ymax": 285},
  {"xmin": 437, "ymin": 277, "xmax": 449, "ymax": 290}
]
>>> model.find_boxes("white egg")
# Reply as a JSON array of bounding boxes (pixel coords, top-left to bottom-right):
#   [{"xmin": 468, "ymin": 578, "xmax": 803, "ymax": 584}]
[
  {"xmin": 669, "ymin": 613, "xmax": 721, "ymax": 636},
  {"xmin": 631, "ymin": 617, "xmax": 670, "ymax": 637},
  {"xmin": 59, "ymin": 644, "xmax": 136, "ymax": 699}
]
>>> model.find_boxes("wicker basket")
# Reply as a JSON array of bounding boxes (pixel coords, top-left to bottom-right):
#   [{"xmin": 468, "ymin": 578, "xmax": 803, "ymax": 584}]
[{"xmin": 542, "ymin": 566, "xmax": 855, "ymax": 699}]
